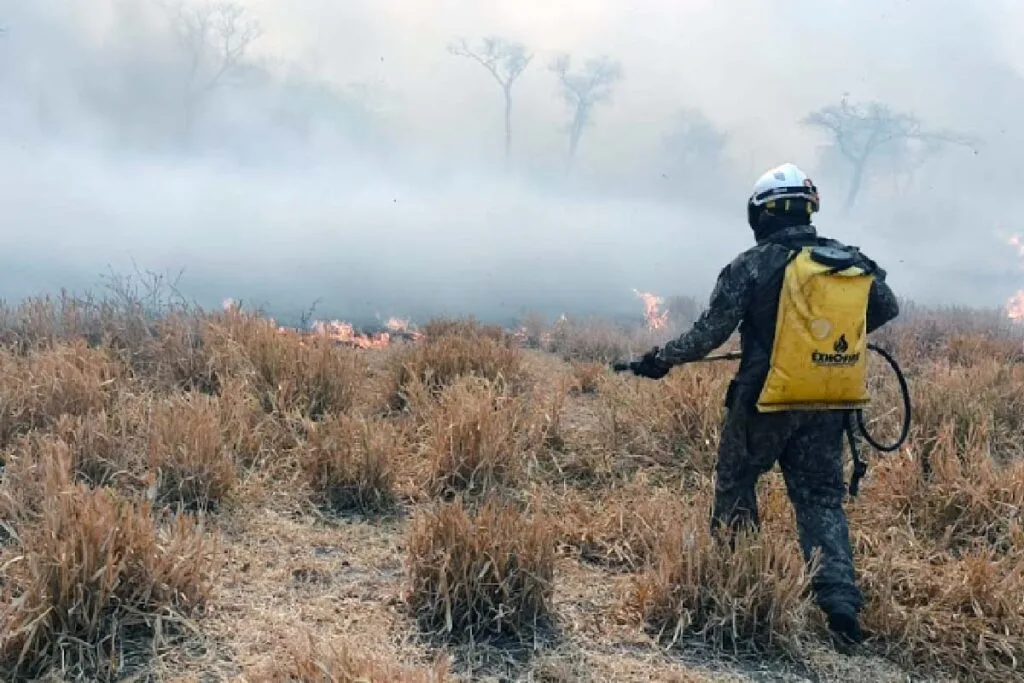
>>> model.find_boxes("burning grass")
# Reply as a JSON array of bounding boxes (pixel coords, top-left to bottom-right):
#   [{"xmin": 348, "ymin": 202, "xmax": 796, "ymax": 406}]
[{"xmin": 405, "ymin": 495, "xmax": 556, "ymax": 643}]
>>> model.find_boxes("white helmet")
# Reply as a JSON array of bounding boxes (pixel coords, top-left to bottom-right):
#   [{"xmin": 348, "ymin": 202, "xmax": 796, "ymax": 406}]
[{"xmin": 748, "ymin": 162, "xmax": 819, "ymax": 212}]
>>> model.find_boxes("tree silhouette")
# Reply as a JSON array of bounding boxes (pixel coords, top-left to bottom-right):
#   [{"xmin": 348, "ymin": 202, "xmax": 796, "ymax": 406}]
[
  {"xmin": 802, "ymin": 95, "xmax": 977, "ymax": 211},
  {"xmin": 165, "ymin": 0, "xmax": 263, "ymax": 138},
  {"xmin": 448, "ymin": 37, "xmax": 532, "ymax": 167},
  {"xmin": 549, "ymin": 54, "xmax": 623, "ymax": 170}
]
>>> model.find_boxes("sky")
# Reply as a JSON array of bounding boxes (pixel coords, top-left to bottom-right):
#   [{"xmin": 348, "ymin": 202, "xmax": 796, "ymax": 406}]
[{"xmin": 0, "ymin": 0, "xmax": 1022, "ymax": 325}]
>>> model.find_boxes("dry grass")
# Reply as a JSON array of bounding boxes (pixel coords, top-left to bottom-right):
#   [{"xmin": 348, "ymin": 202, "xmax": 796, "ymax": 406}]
[
  {"xmin": 555, "ymin": 478, "xmax": 687, "ymax": 571},
  {"xmin": 1, "ymin": 292, "xmax": 1024, "ymax": 682},
  {"xmin": 872, "ymin": 424, "xmax": 1024, "ymax": 553},
  {"xmin": 144, "ymin": 392, "xmax": 243, "ymax": 510},
  {"xmin": 857, "ymin": 529, "xmax": 1024, "ymax": 681},
  {"xmin": 630, "ymin": 494, "xmax": 815, "ymax": 655},
  {"xmin": 568, "ymin": 360, "xmax": 605, "ymax": 395},
  {"xmin": 209, "ymin": 309, "xmax": 366, "ymax": 419},
  {"xmin": 546, "ymin": 315, "xmax": 649, "ymax": 363},
  {"xmin": 301, "ymin": 414, "xmax": 403, "ymax": 514},
  {"xmin": 0, "ymin": 341, "xmax": 122, "ymax": 446},
  {"xmin": 421, "ymin": 377, "xmax": 541, "ymax": 499},
  {"xmin": 405, "ymin": 495, "xmax": 556, "ymax": 643},
  {"xmin": 0, "ymin": 452, "xmax": 215, "ymax": 680},
  {"xmin": 386, "ymin": 320, "xmax": 525, "ymax": 409},
  {"xmin": 265, "ymin": 634, "xmax": 450, "ymax": 682}
]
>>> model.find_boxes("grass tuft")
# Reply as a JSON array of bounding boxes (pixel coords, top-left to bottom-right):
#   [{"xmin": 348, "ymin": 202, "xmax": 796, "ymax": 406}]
[
  {"xmin": 266, "ymin": 633, "xmax": 450, "ymax": 682},
  {"xmin": 0, "ymin": 464, "xmax": 215, "ymax": 680},
  {"xmin": 405, "ymin": 495, "xmax": 556, "ymax": 643},
  {"xmin": 301, "ymin": 414, "xmax": 402, "ymax": 514},
  {"xmin": 631, "ymin": 497, "xmax": 814, "ymax": 654}
]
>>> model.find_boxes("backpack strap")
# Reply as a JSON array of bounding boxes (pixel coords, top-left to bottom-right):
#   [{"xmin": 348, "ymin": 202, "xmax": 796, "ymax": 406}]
[{"xmin": 742, "ymin": 235, "xmax": 819, "ymax": 358}]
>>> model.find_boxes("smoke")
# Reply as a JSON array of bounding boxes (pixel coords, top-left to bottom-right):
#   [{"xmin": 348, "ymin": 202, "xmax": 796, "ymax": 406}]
[{"xmin": 1, "ymin": 0, "xmax": 1022, "ymax": 323}]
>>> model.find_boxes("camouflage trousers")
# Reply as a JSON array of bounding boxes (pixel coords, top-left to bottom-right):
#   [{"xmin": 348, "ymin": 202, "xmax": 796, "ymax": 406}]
[{"xmin": 710, "ymin": 384, "xmax": 862, "ymax": 615}]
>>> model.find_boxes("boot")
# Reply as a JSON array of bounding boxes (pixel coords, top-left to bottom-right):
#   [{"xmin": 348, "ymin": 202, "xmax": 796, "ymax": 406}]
[{"xmin": 827, "ymin": 607, "xmax": 863, "ymax": 652}]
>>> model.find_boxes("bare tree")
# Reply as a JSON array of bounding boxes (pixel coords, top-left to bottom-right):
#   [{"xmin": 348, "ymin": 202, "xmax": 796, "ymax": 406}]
[
  {"xmin": 802, "ymin": 95, "xmax": 977, "ymax": 211},
  {"xmin": 448, "ymin": 37, "xmax": 532, "ymax": 167},
  {"xmin": 549, "ymin": 54, "xmax": 623, "ymax": 170},
  {"xmin": 164, "ymin": 0, "xmax": 263, "ymax": 136}
]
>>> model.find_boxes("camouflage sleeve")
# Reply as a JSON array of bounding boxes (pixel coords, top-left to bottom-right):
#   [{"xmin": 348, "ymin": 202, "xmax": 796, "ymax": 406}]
[{"xmin": 656, "ymin": 256, "xmax": 754, "ymax": 366}]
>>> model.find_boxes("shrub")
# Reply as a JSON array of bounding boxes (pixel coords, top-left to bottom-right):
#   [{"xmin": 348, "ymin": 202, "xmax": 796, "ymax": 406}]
[{"xmin": 405, "ymin": 496, "xmax": 555, "ymax": 642}]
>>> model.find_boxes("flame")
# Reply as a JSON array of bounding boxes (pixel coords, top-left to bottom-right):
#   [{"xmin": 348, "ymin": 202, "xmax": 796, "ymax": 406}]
[
  {"xmin": 1008, "ymin": 290, "xmax": 1024, "ymax": 322},
  {"xmin": 384, "ymin": 316, "xmax": 424, "ymax": 341},
  {"xmin": 633, "ymin": 289, "xmax": 669, "ymax": 330},
  {"xmin": 310, "ymin": 320, "xmax": 391, "ymax": 349},
  {"xmin": 1007, "ymin": 234, "xmax": 1024, "ymax": 323}
]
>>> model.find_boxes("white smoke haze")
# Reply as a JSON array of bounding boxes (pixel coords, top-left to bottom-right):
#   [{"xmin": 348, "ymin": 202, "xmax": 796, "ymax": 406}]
[{"xmin": 1, "ymin": 0, "xmax": 1022, "ymax": 325}]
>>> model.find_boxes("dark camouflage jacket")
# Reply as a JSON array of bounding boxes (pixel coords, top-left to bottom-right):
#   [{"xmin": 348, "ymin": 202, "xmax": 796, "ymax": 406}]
[{"xmin": 655, "ymin": 224, "xmax": 899, "ymax": 395}]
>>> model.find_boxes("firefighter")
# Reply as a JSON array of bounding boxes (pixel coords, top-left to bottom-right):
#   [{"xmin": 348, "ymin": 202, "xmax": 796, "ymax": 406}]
[{"xmin": 630, "ymin": 162, "xmax": 900, "ymax": 647}]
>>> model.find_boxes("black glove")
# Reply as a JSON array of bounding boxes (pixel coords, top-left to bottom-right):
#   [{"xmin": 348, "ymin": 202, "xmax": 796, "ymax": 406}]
[{"xmin": 632, "ymin": 346, "xmax": 672, "ymax": 379}]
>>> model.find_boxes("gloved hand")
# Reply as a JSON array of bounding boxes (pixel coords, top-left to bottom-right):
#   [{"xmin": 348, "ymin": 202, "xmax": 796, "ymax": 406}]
[{"xmin": 632, "ymin": 346, "xmax": 672, "ymax": 379}]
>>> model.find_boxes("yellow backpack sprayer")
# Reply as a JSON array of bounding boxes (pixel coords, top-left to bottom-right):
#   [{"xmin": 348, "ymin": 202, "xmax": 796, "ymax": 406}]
[{"xmin": 613, "ymin": 244, "xmax": 911, "ymax": 497}]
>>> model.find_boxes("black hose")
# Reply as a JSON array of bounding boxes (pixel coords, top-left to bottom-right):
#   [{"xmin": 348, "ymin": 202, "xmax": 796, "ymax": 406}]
[
  {"xmin": 611, "ymin": 339, "xmax": 911, "ymax": 496},
  {"xmin": 855, "ymin": 342, "xmax": 912, "ymax": 453},
  {"xmin": 845, "ymin": 342, "xmax": 912, "ymax": 497}
]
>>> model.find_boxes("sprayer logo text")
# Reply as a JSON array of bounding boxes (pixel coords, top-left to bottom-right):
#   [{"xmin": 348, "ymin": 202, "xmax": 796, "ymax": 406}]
[{"xmin": 810, "ymin": 334, "xmax": 860, "ymax": 366}]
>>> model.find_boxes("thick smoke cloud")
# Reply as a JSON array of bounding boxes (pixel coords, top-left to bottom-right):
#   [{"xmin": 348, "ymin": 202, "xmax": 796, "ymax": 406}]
[{"xmin": 0, "ymin": 0, "xmax": 1021, "ymax": 324}]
